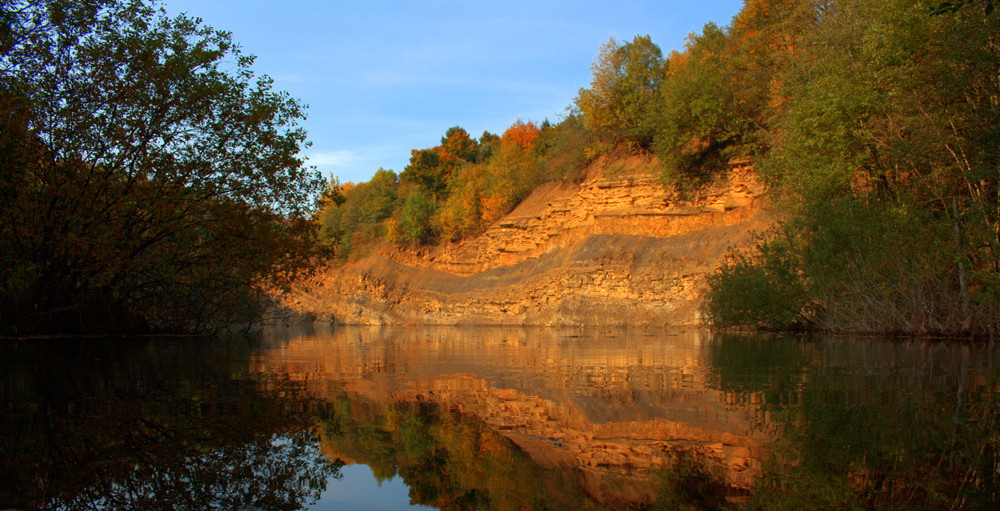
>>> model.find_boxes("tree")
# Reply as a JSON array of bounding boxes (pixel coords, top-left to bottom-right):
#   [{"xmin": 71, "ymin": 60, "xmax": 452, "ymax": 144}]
[
  {"xmin": 652, "ymin": 1, "xmax": 818, "ymax": 191},
  {"xmin": 475, "ymin": 130, "xmax": 500, "ymax": 162},
  {"xmin": 575, "ymin": 34, "xmax": 665, "ymax": 149},
  {"xmin": 654, "ymin": 23, "xmax": 739, "ymax": 188},
  {"xmin": 501, "ymin": 119, "xmax": 540, "ymax": 151},
  {"xmin": 395, "ymin": 190, "xmax": 437, "ymax": 244},
  {"xmin": 437, "ymin": 163, "xmax": 486, "ymax": 241},
  {"xmin": 400, "ymin": 127, "xmax": 479, "ymax": 199},
  {"xmin": 533, "ymin": 114, "xmax": 594, "ymax": 183},
  {"xmin": 362, "ymin": 168, "xmax": 400, "ymax": 223},
  {"xmin": 440, "ymin": 126, "xmax": 478, "ymax": 162},
  {"xmin": 436, "ymin": 120, "xmax": 540, "ymax": 240},
  {"xmin": 0, "ymin": 0, "xmax": 325, "ymax": 334},
  {"xmin": 317, "ymin": 169, "xmax": 399, "ymax": 260},
  {"xmin": 400, "ymin": 147, "xmax": 446, "ymax": 197},
  {"xmin": 706, "ymin": 0, "xmax": 1000, "ymax": 336}
]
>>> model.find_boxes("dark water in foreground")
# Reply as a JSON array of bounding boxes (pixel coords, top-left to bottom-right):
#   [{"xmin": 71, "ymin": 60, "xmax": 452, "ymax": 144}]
[{"xmin": 2, "ymin": 326, "xmax": 998, "ymax": 510}]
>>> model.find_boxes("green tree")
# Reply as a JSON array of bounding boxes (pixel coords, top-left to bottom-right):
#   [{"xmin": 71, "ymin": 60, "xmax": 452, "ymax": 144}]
[
  {"xmin": 575, "ymin": 34, "xmax": 665, "ymax": 150},
  {"xmin": 395, "ymin": 190, "xmax": 437, "ymax": 245},
  {"xmin": 475, "ymin": 130, "xmax": 500, "ymax": 163},
  {"xmin": 318, "ymin": 169, "xmax": 399, "ymax": 260},
  {"xmin": 0, "ymin": 0, "xmax": 324, "ymax": 334},
  {"xmin": 653, "ymin": 0, "xmax": 817, "ymax": 192},
  {"xmin": 654, "ymin": 23, "xmax": 739, "ymax": 189},
  {"xmin": 533, "ymin": 113, "xmax": 595, "ymax": 183},
  {"xmin": 362, "ymin": 168, "xmax": 400, "ymax": 222},
  {"xmin": 400, "ymin": 147, "xmax": 445, "ymax": 197},
  {"xmin": 705, "ymin": 230, "xmax": 811, "ymax": 330}
]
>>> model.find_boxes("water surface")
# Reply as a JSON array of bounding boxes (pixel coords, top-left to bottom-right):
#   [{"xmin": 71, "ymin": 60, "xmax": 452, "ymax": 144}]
[{"xmin": 2, "ymin": 327, "xmax": 997, "ymax": 509}]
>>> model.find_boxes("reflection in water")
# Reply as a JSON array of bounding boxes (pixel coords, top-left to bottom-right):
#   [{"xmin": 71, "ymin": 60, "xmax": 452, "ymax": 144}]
[
  {"xmin": 255, "ymin": 326, "xmax": 761, "ymax": 508},
  {"xmin": 0, "ymin": 338, "xmax": 341, "ymax": 510},
  {"xmin": 708, "ymin": 336, "xmax": 1000, "ymax": 510},
  {"xmin": 319, "ymin": 392, "xmax": 599, "ymax": 509},
  {"xmin": 48, "ymin": 430, "xmax": 339, "ymax": 510},
  {"xmin": 1, "ymin": 328, "xmax": 998, "ymax": 510}
]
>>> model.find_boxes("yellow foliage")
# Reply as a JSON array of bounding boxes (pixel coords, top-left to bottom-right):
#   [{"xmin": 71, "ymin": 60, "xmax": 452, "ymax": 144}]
[
  {"xmin": 384, "ymin": 216, "xmax": 402, "ymax": 245},
  {"xmin": 436, "ymin": 129, "xmax": 539, "ymax": 241}
]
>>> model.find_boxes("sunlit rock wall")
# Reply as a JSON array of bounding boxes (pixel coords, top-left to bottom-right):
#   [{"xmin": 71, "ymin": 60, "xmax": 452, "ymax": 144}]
[{"xmin": 286, "ymin": 155, "xmax": 767, "ymax": 326}]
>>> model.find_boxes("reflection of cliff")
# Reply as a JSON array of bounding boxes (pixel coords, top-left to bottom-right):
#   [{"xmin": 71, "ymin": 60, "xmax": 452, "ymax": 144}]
[
  {"xmin": 252, "ymin": 326, "xmax": 764, "ymax": 497},
  {"xmin": 285, "ymin": 155, "xmax": 767, "ymax": 326}
]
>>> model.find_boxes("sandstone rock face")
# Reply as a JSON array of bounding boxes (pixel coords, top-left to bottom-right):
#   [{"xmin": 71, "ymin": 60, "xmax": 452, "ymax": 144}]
[{"xmin": 287, "ymin": 155, "xmax": 768, "ymax": 326}]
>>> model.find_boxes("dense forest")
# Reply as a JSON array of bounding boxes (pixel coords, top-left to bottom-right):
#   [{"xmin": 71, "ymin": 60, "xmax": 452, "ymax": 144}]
[
  {"xmin": 2, "ymin": 0, "xmax": 997, "ymax": 337},
  {"xmin": 318, "ymin": 0, "xmax": 1000, "ymax": 339}
]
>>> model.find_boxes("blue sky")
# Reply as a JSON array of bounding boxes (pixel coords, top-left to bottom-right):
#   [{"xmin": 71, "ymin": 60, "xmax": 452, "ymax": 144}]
[{"xmin": 163, "ymin": 1, "xmax": 745, "ymax": 184}]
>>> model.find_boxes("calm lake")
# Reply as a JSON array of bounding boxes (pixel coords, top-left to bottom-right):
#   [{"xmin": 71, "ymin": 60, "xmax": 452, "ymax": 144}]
[{"xmin": 2, "ymin": 326, "xmax": 998, "ymax": 510}]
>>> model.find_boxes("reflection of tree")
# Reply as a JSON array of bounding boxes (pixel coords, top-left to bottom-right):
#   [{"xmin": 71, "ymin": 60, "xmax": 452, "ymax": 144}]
[
  {"xmin": 0, "ymin": 337, "xmax": 342, "ymax": 509},
  {"xmin": 706, "ymin": 336, "xmax": 1000, "ymax": 510},
  {"xmin": 320, "ymin": 392, "xmax": 598, "ymax": 510},
  {"xmin": 47, "ymin": 430, "xmax": 342, "ymax": 511},
  {"xmin": 705, "ymin": 334, "xmax": 811, "ymax": 406},
  {"xmin": 651, "ymin": 451, "xmax": 732, "ymax": 511}
]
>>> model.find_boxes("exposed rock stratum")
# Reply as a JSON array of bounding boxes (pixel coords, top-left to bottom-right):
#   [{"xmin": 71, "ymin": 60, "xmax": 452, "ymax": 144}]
[{"xmin": 286, "ymin": 155, "xmax": 768, "ymax": 326}]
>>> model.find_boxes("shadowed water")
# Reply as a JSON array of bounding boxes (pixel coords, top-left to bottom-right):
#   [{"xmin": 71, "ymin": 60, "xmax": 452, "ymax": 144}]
[{"xmin": 1, "ymin": 327, "xmax": 997, "ymax": 509}]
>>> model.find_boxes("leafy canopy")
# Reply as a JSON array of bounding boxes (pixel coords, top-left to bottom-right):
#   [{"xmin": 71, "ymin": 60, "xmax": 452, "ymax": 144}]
[
  {"xmin": 0, "ymin": 0, "xmax": 325, "ymax": 333},
  {"xmin": 575, "ymin": 35, "xmax": 664, "ymax": 150}
]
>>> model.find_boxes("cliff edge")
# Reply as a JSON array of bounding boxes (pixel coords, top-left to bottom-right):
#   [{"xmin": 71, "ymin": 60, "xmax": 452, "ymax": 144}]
[{"xmin": 286, "ymin": 155, "xmax": 769, "ymax": 326}]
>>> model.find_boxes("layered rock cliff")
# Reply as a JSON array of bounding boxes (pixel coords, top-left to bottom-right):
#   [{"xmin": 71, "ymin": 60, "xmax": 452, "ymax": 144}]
[{"xmin": 286, "ymin": 155, "xmax": 768, "ymax": 326}]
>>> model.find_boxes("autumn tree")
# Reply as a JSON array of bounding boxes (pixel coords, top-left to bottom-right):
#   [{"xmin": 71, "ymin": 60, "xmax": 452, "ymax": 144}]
[
  {"xmin": 480, "ymin": 131, "xmax": 538, "ymax": 224},
  {"xmin": 726, "ymin": 0, "xmax": 820, "ymax": 132},
  {"xmin": 437, "ymin": 120, "xmax": 540, "ymax": 239},
  {"xmin": 437, "ymin": 163, "xmax": 486, "ymax": 241},
  {"xmin": 0, "ymin": 0, "xmax": 325, "ymax": 334},
  {"xmin": 440, "ymin": 126, "xmax": 478, "ymax": 163},
  {"xmin": 400, "ymin": 126, "xmax": 479, "ymax": 200},
  {"xmin": 501, "ymin": 119, "xmax": 540, "ymax": 151}
]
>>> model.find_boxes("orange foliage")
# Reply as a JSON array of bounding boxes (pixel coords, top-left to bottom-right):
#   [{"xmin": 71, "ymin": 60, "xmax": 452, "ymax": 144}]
[
  {"xmin": 480, "ymin": 192, "xmax": 510, "ymax": 227},
  {"xmin": 440, "ymin": 127, "xmax": 477, "ymax": 162},
  {"xmin": 434, "ymin": 145, "xmax": 460, "ymax": 168},
  {"xmin": 501, "ymin": 119, "xmax": 540, "ymax": 151}
]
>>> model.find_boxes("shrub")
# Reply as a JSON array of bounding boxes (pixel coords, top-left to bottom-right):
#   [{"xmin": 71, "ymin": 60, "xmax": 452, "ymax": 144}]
[{"xmin": 704, "ymin": 230, "xmax": 811, "ymax": 330}]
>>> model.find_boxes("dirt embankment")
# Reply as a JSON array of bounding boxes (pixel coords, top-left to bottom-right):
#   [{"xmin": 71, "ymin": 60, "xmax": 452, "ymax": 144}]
[{"xmin": 285, "ymin": 154, "xmax": 769, "ymax": 326}]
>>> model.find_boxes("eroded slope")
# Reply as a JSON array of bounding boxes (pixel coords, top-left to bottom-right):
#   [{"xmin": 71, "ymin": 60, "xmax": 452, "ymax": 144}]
[{"xmin": 287, "ymin": 155, "xmax": 768, "ymax": 326}]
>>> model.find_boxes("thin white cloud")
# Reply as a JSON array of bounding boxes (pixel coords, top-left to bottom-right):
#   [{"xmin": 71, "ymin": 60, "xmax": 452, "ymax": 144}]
[
  {"xmin": 306, "ymin": 145, "xmax": 404, "ymax": 184},
  {"xmin": 306, "ymin": 150, "xmax": 363, "ymax": 168}
]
